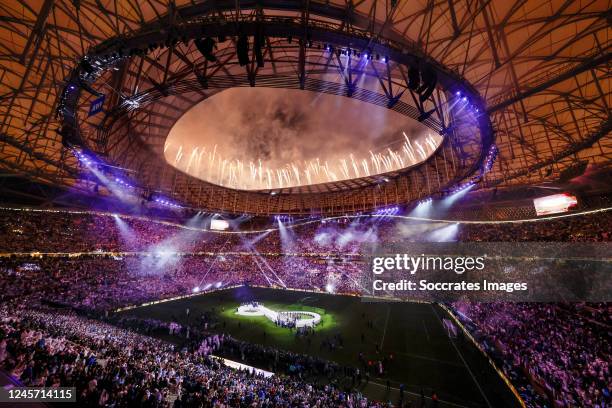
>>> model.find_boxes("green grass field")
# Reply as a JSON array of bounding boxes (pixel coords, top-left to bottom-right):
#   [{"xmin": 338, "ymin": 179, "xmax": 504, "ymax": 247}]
[{"xmin": 119, "ymin": 286, "xmax": 520, "ymax": 408}]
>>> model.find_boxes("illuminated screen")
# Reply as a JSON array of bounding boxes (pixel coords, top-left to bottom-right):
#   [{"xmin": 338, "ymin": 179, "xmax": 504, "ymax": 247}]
[
  {"xmin": 533, "ymin": 193, "xmax": 578, "ymax": 216},
  {"xmin": 210, "ymin": 219, "xmax": 229, "ymax": 231}
]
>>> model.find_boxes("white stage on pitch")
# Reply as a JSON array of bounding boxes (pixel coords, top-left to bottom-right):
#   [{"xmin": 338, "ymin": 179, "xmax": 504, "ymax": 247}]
[{"xmin": 236, "ymin": 302, "xmax": 321, "ymax": 328}]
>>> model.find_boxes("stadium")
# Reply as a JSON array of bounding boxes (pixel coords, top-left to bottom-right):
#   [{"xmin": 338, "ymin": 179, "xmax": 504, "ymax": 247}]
[{"xmin": 0, "ymin": 0, "xmax": 610, "ymax": 407}]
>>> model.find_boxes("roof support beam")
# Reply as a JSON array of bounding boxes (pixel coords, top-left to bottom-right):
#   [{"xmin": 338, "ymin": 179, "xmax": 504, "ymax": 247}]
[
  {"xmin": 487, "ymin": 52, "xmax": 612, "ymax": 113},
  {"xmin": 19, "ymin": 0, "xmax": 54, "ymax": 64},
  {"xmin": 447, "ymin": 0, "xmax": 460, "ymax": 37},
  {"xmin": 488, "ymin": 117, "xmax": 612, "ymax": 186}
]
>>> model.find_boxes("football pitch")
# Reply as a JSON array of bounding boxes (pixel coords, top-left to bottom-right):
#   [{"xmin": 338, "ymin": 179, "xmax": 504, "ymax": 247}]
[{"xmin": 119, "ymin": 286, "xmax": 520, "ymax": 407}]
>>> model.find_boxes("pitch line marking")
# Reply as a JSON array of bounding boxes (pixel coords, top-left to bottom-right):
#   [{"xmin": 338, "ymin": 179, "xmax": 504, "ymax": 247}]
[
  {"xmin": 394, "ymin": 351, "xmax": 463, "ymax": 367},
  {"xmin": 380, "ymin": 306, "xmax": 391, "ymax": 349},
  {"xmin": 368, "ymin": 380, "xmax": 471, "ymax": 408},
  {"xmin": 430, "ymin": 304, "xmax": 493, "ymax": 408},
  {"xmin": 422, "ymin": 319, "xmax": 430, "ymax": 341}
]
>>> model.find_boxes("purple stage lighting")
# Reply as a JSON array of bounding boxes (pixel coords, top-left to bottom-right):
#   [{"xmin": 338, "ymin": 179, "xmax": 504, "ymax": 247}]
[
  {"xmin": 482, "ymin": 145, "xmax": 498, "ymax": 174},
  {"xmin": 74, "ymin": 150, "xmax": 96, "ymax": 167},
  {"xmin": 374, "ymin": 206, "xmax": 400, "ymax": 216},
  {"xmin": 274, "ymin": 214, "xmax": 293, "ymax": 223},
  {"xmin": 154, "ymin": 196, "xmax": 182, "ymax": 208}
]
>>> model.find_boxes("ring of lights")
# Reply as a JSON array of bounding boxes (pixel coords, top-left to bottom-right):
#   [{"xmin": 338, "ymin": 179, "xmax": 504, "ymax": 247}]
[{"xmin": 58, "ymin": 3, "xmax": 495, "ymax": 215}]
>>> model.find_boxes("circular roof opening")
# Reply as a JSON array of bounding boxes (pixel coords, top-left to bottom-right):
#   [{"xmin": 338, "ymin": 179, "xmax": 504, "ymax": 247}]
[{"xmin": 165, "ymin": 87, "xmax": 442, "ymax": 191}]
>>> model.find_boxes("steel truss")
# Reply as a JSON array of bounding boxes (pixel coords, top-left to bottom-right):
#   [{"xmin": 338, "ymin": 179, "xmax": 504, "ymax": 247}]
[
  {"xmin": 0, "ymin": 0, "xmax": 609, "ymax": 215},
  {"xmin": 57, "ymin": 13, "xmax": 492, "ymax": 214}
]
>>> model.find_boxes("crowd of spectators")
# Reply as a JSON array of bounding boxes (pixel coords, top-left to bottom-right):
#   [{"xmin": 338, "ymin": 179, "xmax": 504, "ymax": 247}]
[
  {"xmin": 452, "ymin": 302, "xmax": 610, "ymax": 408},
  {"xmin": 1, "ymin": 208, "xmax": 610, "ymax": 255},
  {"xmin": 0, "ymin": 207, "xmax": 610, "ymax": 407},
  {"xmin": 0, "ymin": 254, "xmax": 364, "ymax": 311},
  {"xmin": 0, "ymin": 306, "xmax": 384, "ymax": 407}
]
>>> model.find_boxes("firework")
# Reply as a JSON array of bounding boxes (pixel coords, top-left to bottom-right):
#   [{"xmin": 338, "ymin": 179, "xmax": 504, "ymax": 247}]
[{"xmin": 170, "ymin": 133, "xmax": 441, "ymax": 190}]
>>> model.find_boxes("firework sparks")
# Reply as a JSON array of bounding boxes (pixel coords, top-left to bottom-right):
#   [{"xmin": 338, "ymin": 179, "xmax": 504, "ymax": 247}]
[{"xmin": 169, "ymin": 132, "xmax": 441, "ymax": 190}]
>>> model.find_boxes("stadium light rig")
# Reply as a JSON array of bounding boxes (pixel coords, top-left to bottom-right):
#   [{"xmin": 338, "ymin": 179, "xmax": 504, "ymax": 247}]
[
  {"xmin": 122, "ymin": 96, "xmax": 141, "ymax": 111},
  {"xmin": 73, "ymin": 148, "xmax": 101, "ymax": 170},
  {"xmin": 72, "ymin": 148, "xmax": 99, "ymax": 165},
  {"xmin": 455, "ymin": 90, "xmax": 484, "ymax": 117},
  {"xmin": 74, "ymin": 150, "xmax": 92, "ymax": 165},
  {"xmin": 154, "ymin": 196, "xmax": 183, "ymax": 208},
  {"xmin": 114, "ymin": 177, "xmax": 134, "ymax": 189},
  {"xmin": 450, "ymin": 180, "xmax": 476, "ymax": 194},
  {"xmin": 374, "ymin": 206, "xmax": 400, "ymax": 216},
  {"xmin": 440, "ymin": 141, "xmax": 495, "ymax": 199},
  {"xmin": 481, "ymin": 144, "xmax": 498, "ymax": 174},
  {"xmin": 274, "ymin": 214, "xmax": 293, "ymax": 223}
]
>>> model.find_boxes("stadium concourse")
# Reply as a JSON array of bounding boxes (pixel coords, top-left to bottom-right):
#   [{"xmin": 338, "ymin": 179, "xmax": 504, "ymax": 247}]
[{"xmin": 0, "ymin": 207, "xmax": 610, "ymax": 407}]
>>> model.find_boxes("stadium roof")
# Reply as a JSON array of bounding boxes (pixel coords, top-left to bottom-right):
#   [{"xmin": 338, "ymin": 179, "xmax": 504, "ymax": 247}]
[{"xmin": 0, "ymin": 0, "xmax": 609, "ymax": 214}]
